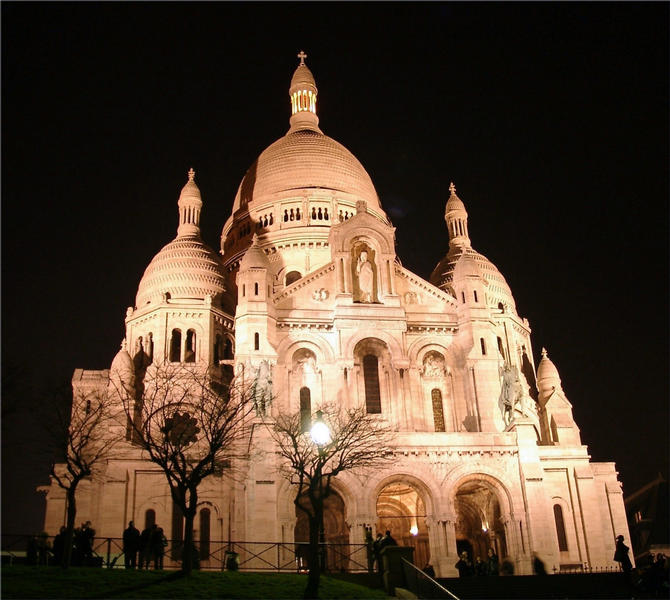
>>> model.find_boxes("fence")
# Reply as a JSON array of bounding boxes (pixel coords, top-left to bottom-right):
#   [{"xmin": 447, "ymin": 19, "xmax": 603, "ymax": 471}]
[{"xmin": 1, "ymin": 534, "xmax": 370, "ymax": 572}]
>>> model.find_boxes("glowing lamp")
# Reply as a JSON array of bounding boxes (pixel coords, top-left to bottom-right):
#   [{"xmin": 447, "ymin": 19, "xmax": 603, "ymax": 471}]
[
  {"xmin": 410, "ymin": 525, "xmax": 419, "ymax": 536},
  {"xmin": 310, "ymin": 410, "xmax": 331, "ymax": 447}
]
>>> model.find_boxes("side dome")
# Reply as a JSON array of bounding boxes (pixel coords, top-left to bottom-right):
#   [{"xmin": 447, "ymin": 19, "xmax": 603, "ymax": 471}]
[
  {"xmin": 135, "ymin": 236, "xmax": 226, "ymax": 307},
  {"xmin": 135, "ymin": 169, "xmax": 226, "ymax": 308},
  {"xmin": 430, "ymin": 246, "xmax": 517, "ymax": 313},
  {"xmin": 233, "ymin": 129, "xmax": 380, "ymax": 211}
]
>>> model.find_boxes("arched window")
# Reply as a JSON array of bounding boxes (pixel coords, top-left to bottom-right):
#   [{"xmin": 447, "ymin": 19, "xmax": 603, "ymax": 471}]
[
  {"xmin": 146, "ymin": 333, "xmax": 154, "ymax": 364},
  {"xmin": 254, "ymin": 332, "xmax": 260, "ymax": 351},
  {"xmin": 300, "ymin": 387, "xmax": 311, "ymax": 432},
  {"xmin": 363, "ymin": 354, "xmax": 382, "ymax": 414},
  {"xmin": 431, "ymin": 389, "xmax": 445, "ymax": 432},
  {"xmin": 170, "ymin": 329, "xmax": 182, "ymax": 362},
  {"xmin": 254, "ymin": 282, "xmax": 259, "ymax": 296},
  {"xmin": 498, "ymin": 302, "xmax": 504, "ymax": 312},
  {"xmin": 224, "ymin": 337, "xmax": 234, "ymax": 359},
  {"xmin": 200, "ymin": 508, "xmax": 210, "ymax": 560},
  {"xmin": 144, "ymin": 509, "xmax": 156, "ymax": 530},
  {"xmin": 185, "ymin": 329, "xmax": 196, "ymax": 363},
  {"xmin": 473, "ymin": 290, "xmax": 479, "ymax": 302},
  {"xmin": 480, "ymin": 337, "xmax": 487, "ymax": 356},
  {"xmin": 497, "ymin": 336, "xmax": 505, "ymax": 360},
  {"xmin": 286, "ymin": 271, "xmax": 301, "ymax": 286},
  {"xmin": 553, "ymin": 504, "xmax": 568, "ymax": 551}
]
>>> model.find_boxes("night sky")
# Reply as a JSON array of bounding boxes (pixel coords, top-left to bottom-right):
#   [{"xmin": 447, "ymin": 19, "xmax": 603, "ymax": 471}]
[{"xmin": 2, "ymin": 3, "xmax": 668, "ymax": 535}]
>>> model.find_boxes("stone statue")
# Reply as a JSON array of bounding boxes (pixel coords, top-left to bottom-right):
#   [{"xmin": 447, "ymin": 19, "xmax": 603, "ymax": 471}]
[
  {"xmin": 499, "ymin": 362, "xmax": 537, "ymax": 426},
  {"xmin": 423, "ymin": 353, "xmax": 446, "ymax": 378},
  {"xmin": 251, "ymin": 360, "xmax": 273, "ymax": 416},
  {"xmin": 356, "ymin": 250, "xmax": 374, "ymax": 302}
]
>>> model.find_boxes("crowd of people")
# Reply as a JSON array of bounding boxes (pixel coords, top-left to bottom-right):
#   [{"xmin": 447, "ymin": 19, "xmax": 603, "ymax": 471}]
[
  {"xmin": 454, "ymin": 547, "xmax": 504, "ymax": 577},
  {"xmin": 122, "ymin": 521, "xmax": 168, "ymax": 569}
]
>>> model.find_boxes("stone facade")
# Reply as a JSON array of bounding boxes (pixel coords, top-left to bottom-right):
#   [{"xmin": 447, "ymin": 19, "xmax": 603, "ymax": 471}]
[{"xmin": 41, "ymin": 54, "xmax": 631, "ymax": 576}]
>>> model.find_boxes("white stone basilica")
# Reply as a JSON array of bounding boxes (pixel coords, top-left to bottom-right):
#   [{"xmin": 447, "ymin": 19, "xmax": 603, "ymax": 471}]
[{"xmin": 42, "ymin": 54, "xmax": 631, "ymax": 576}]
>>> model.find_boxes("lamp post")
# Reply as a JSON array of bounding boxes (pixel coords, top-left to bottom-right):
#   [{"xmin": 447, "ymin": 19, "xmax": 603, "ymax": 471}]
[{"xmin": 310, "ymin": 410, "xmax": 330, "ymax": 573}]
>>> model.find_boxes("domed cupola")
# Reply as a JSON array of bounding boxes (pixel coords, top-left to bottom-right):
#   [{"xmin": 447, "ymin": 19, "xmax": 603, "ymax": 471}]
[
  {"xmin": 135, "ymin": 169, "xmax": 226, "ymax": 308},
  {"xmin": 430, "ymin": 183, "xmax": 517, "ymax": 313},
  {"xmin": 109, "ymin": 339, "xmax": 135, "ymax": 397},
  {"xmin": 536, "ymin": 347, "xmax": 563, "ymax": 396},
  {"xmin": 289, "ymin": 50, "xmax": 321, "ymax": 133},
  {"xmin": 221, "ymin": 52, "xmax": 386, "ymax": 277}
]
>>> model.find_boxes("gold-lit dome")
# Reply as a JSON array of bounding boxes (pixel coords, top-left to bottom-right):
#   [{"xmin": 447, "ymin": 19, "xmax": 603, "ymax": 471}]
[
  {"xmin": 135, "ymin": 170, "xmax": 226, "ymax": 308},
  {"xmin": 233, "ymin": 129, "xmax": 381, "ymax": 211}
]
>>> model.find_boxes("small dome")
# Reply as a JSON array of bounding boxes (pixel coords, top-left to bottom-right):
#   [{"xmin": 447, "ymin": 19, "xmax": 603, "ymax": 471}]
[
  {"xmin": 135, "ymin": 236, "xmax": 226, "ymax": 307},
  {"xmin": 290, "ymin": 63, "xmax": 316, "ymax": 90},
  {"xmin": 109, "ymin": 341, "xmax": 135, "ymax": 389},
  {"xmin": 536, "ymin": 348, "xmax": 562, "ymax": 395},
  {"xmin": 430, "ymin": 246, "xmax": 517, "ymax": 312},
  {"xmin": 239, "ymin": 234, "xmax": 270, "ymax": 269},
  {"xmin": 233, "ymin": 129, "xmax": 381, "ymax": 212}
]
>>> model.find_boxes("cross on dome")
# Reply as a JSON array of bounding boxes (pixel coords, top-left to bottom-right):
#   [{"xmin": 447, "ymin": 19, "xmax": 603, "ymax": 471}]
[
  {"xmin": 297, "ymin": 50, "xmax": 307, "ymax": 65},
  {"xmin": 188, "ymin": 167, "xmax": 195, "ymax": 181},
  {"xmin": 449, "ymin": 182, "xmax": 457, "ymax": 194},
  {"xmin": 541, "ymin": 347, "xmax": 548, "ymax": 358}
]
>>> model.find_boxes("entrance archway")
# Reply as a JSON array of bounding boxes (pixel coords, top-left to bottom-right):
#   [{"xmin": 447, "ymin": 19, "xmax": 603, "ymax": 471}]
[
  {"xmin": 376, "ymin": 482, "xmax": 430, "ymax": 568},
  {"xmin": 454, "ymin": 480, "xmax": 508, "ymax": 565},
  {"xmin": 295, "ymin": 490, "xmax": 348, "ymax": 572}
]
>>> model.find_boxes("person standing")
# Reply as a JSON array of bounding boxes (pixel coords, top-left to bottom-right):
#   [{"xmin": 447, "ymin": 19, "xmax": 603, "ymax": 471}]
[
  {"xmin": 614, "ymin": 535, "xmax": 633, "ymax": 581},
  {"xmin": 486, "ymin": 547, "xmax": 499, "ymax": 575},
  {"xmin": 52, "ymin": 526, "xmax": 66, "ymax": 566},
  {"xmin": 138, "ymin": 525, "xmax": 152, "ymax": 569},
  {"xmin": 455, "ymin": 551, "xmax": 473, "ymax": 577},
  {"xmin": 123, "ymin": 521, "xmax": 140, "ymax": 569}
]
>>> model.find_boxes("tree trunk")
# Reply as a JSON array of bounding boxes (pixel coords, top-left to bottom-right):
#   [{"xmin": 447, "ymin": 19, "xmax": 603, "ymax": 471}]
[
  {"xmin": 63, "ymin": 484, "xmax": 78, "ymax": 569},
  {"xmin": 181, "ymin": 488, "xmax": 198, "ymax": 575},
  {"xmin": 303, "ymin": 512, "xmax": 322, "ymax": 599}
]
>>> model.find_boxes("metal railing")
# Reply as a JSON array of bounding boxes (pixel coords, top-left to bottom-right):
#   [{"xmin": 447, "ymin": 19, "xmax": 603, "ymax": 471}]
[
  {"xmin": 401, "ymin": 558, "xmax": 460, "ymax": 600},
  {"xmin": 1, "ymin": 534, "xmax": 369, "ymax": 573}
]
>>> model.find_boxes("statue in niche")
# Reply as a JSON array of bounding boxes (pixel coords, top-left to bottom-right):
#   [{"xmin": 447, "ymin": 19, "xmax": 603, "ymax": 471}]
[
  {"xmin": 251, "ymin": 360, "xmax": 273, "ymax": 416},
  {"xmin": 353, "ymin": 244, "xmax": 377, "ymax": 303},
  {"xmin": 423, "ymin": 352, "xmax": 446, "ymax": 378}
]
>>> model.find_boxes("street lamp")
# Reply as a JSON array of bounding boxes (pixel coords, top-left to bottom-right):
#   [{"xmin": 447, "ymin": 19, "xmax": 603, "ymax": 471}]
[{"xmin": 310, "ymin": 409, "xmax": 330, "ymax": 572}]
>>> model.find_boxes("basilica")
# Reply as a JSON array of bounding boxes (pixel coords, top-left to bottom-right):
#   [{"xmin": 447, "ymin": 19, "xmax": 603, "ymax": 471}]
[{"xmin": 41, "ymin": 54, "xmax": 631, "ymax": 576}]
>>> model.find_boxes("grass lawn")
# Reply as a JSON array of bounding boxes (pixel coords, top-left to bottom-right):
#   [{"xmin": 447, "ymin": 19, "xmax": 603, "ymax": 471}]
[{"xmin": 1, "ymin": 566, "xmax": 389, "ymax": 599}]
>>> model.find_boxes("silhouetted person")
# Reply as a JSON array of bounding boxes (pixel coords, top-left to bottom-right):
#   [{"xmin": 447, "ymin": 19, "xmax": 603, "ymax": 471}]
[
  {"xmin": 500, "ymin": 558, "xmax": 515, "ymax": 576},
  {"xmin": 372, "ymin": 533, "xmax": 383, "ymax": 573},
  {"xmin": 151, "ymin": 526, "xmax": 166, "ymax": 569},
  {"xmin": 52, "ymin": 526, "xmax": 66, "ymax": 566},
  {"xmin": 614, "ymin": 535, "xmax": 632, "ymax": 582},
  {"xmin": 475, "ymin": 556, "xmax": 487, "ymax": 576},
  {"xmin": 123, "ymin": 521, "xmax": 140, "ymax": 569},
  {"xmin": 138, "ymin": 525, "xmax": 152, "ymax": 569},
  {"xmin": 78, "ymin": 521, "xmax": 95, "ymax": 562},
  {"xmin": 533, "ymin": 552, "xmax": 547, "ymax": 575},
  {"xmin": 379, "ymin": 530, "xmax": 397, "ymax": 551},
  {"xmin": 487, "ymin": 548, "xmax": 499, "ymax": 576},
  {"xmin": 455, "ymin": 551, "xmax": 473, "ymax": 577}
]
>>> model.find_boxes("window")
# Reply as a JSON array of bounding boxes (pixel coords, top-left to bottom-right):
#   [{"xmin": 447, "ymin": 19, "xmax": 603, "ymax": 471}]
[
  {"xmin": 286, "ymin": 271, "xmax": 301, "ymax": 286},
  {"xmin": 473, "ymin": 290, "xmax": 478, "ymax": 302},
  {"xmin": 145, "ymin": 509, "xmax": 156, "ymax": 530},
  {"xmin": 170, "ymin": 329, "xmax": 182, "ymax": 362},
  {"xmin": 254, "ymin": 282, "xmax": 259, "ymax": 296},
  {"xmin": 242, "ymin": 284, "xmax": 245, "ymax": 297},
  {"xmin": 363, "ymin": 354, "xmax": 382, "ymax": 414},
  {"xmin": 200, "ymin": 508, "xmax": 210, "ymax": 560},
  {"xmin": 185, "ymin": 329, "xmax": 196, "ymax": 362},
  {"xmin": 461, "ymin": 292, "xmax": 466, "ymax": 304},
  {"xmin": 254, "ymin": 332, "xmax": 260, "ymax": 351},
  {"xmin": 300, "ymin": 387, "xmax": 311, "ymax": 432},
  {"xmin": 553, "ymin": 504, "xmax": 568, "ymax": 551},
  {"xmin": 214, "ymin": 334, "xmax": 222, "ymax": 364},
  {"xmin": 431, "ymin": 389, "xmax": 445, "ymax": 432},
  {"xmin": 480, "ymin": 337, "xmax": 487, "ymax": 355}
]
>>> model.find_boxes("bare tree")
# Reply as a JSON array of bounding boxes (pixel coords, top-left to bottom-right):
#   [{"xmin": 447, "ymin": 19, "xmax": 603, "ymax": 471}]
[
  {"xmin": 269, "ymin": 404, "xmax": 395, "ymax": 599},
  {"xmin": 44, "ymin": 386, "xmax": 120, "ymax": 568},
  {"xmin": 119, "ymin": 363, "xmax": 255, "ymax": 574}
]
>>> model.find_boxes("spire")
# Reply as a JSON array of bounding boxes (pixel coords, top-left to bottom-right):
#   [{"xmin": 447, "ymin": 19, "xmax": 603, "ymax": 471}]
[
  {"xmin": 177, "ymin": 167, "xmax": 203, "ymax": 237},
  {"xmin": 289, "ymin": 50, "xmax": 321, "ymax": 133},
  {"xmin": 444, "ymin": 182, "xmax": 470, "ymax": 249}
]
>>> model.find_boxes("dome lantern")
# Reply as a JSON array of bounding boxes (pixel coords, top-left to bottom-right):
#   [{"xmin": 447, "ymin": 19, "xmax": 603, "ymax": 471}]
[
  {"xmin": 288, "ymin": 50, "xmax": 321, "ymax": 133},
  {"xmin": 177, "ymin": 168, "xmax": 203, "ymax": 238},
  {"xmin": 445, "ymin": 182, "xmax": 470, "ymax": 249}
]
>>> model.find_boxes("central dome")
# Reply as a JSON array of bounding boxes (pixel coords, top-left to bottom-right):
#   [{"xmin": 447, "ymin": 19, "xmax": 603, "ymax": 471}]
[{"xmin": 233, "ymin": 128, "xmax": 380, "ymax": 211}]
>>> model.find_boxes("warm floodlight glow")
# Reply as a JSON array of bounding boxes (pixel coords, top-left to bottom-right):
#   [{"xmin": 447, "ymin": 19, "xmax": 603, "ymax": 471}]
[
  {"xmin": 410, "ymin": 525, "xmax": 419, "ymax": 536},
  {"xmin": 310, "ymin": 410, "xmax": 331, "ymax": 446}
]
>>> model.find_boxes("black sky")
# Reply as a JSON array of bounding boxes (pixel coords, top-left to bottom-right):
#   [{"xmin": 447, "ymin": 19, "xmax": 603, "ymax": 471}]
[{"xmin": 2, "ymin": 3, "xmax": 668, "ymax": 535}]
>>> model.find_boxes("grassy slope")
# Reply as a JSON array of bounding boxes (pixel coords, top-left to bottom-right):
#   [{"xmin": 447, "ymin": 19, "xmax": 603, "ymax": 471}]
[{"xmin": 1, "ymin": 567, "xmax": 388, "ymax": 599}]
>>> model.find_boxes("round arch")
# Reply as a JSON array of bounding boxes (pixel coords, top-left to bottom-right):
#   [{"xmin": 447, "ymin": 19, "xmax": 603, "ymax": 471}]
[
  {"xmin": 337, "ymin": 225, "xmax": 395, "ymax": 256},
  {"xmin": 275, "ymin": 334, "xmax": 336, "ymax": 367},
  {"xmin": 343, "ymin": 331, "xmax": 404, "ymax": 362}
]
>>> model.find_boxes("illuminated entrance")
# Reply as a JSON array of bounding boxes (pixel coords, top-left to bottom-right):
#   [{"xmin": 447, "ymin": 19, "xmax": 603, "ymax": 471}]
[
  {"xmin": 454, "ymin": 479, "xmax": 508, "ymax": 563},
  {"xmin": 295, "ymin": 490, "xmax": 348, "ymax": 571},
  {"xmin": 376, "ymin": 482, "xmax": 429, "ymax": 568}
]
